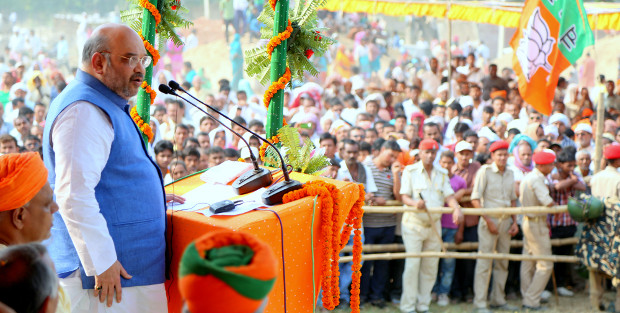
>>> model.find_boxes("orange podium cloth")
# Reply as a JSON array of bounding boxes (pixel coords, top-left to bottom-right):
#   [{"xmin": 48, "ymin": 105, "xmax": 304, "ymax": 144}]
[{"xmin": 164, "ymin": 172, "xmax": 362, "ymax": 313}]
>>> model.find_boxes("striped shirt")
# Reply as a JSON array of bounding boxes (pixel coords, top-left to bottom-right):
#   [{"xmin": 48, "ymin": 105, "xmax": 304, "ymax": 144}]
[
  {"xmin": 547, "ymin": 175, "xmax": 581, "ymax": 227},
  {"xmin": 363, "ymin": 159, "xmax": 397, "ymax": 227}
]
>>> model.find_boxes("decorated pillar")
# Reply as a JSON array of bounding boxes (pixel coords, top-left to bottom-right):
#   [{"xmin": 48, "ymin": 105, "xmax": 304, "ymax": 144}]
[
  {"xmin": 265, "ymin": 0, "xmax": 290, "ymax": 139},
  {"xmin": 122, "ymin": 0, "xmax": 191, "ymax": 145},
  {"xmin": 136, "ymin": 0, "xmax": 159, "ymax": 144}
]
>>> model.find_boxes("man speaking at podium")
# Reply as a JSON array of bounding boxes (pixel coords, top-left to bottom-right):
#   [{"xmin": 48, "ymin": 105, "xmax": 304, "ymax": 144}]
[{"xmin": 43, "ymin": 23, "xmax": 182, "ymax": 313}]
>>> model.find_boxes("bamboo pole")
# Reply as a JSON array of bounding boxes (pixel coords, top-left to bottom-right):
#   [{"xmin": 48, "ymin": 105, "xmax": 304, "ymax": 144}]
[
  {"xmin": 340, "ymin": 237, "xmax": 578, "ymax": 253},
  {"xmin": 339, "ymin": 251, "xmax": 579, "ymax": 263},
  {"xmin": 363, "ymin": 205, "xmax": 567, "ymax": 215},
  {"xmin": 594, "ymin": 91, "xmax": 605, "ymax": 173}
]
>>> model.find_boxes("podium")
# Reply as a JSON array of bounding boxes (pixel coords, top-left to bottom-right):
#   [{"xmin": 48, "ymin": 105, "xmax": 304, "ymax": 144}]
[{"xmin": 164, "ymin": 171, "xmax": 362, "ymax": 312}]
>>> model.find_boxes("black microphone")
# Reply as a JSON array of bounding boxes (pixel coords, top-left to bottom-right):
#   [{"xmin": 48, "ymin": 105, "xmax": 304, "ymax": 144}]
[
  {"xmin": 158, "ymin": 84, "xmax": 273, "ymax": 195},
  {"xmin": 167, "ymin": 81, "xmax": 302, "ymax": 205}
]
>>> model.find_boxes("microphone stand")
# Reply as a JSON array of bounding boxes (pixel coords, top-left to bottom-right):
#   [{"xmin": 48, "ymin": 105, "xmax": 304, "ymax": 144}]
[
  {"xmin": 167, "ymin": 81, "xmax": 302, "ymax": 205},
  {"xmin": 158, "ymin": 84, "xmax": 273, "ymax": 195}
]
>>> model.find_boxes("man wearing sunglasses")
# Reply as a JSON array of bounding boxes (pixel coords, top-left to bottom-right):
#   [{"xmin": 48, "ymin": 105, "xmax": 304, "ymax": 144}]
[{"xmin": 42, "ymin": 24, "xmax": 180, "ymax": 313}]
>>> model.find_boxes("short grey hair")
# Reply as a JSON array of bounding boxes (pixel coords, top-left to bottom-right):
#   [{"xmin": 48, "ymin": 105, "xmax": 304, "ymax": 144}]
[
  {"xmin": 576, "ymin": 150, "xmax": 591, "ymax": 158},
  {"xmin": 0, "ymin": 243, "xmax": 58, "ymax": 313},
  {"xmin": 81, "ymin": 32, "xmax": 110, "ymax": 65}
]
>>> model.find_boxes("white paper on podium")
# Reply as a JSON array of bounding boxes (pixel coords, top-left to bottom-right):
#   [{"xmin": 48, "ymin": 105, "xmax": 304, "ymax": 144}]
[
  {"xmin": 199, "ymin": 160, "xmax": 254, "ymax": 185},
  {"xmin": 167, "ymin": 183, "xmax": 237, "ymax": 212},
  {"xmin": 167, "ymin": 185, "xmax": 273, "ymax": 217},
  {"xmin": 197, "ymin": 188, "xmax": 272, "ymax": 217}
]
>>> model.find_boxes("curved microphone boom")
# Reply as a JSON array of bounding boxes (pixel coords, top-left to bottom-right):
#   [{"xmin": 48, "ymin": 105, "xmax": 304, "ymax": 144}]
[
  {"xmin": 166, "ymin": 81, "xmax": 302, "ymax": 205},
  {"xmin": 158, "ymin": 84, "xmax": 273, "ymax": 195}
]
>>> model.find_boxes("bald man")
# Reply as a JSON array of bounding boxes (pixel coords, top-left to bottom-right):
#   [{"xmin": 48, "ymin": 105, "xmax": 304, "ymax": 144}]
[{"xmin": 43, "ymin": 24, "xmax": 182, "ymax": 313}]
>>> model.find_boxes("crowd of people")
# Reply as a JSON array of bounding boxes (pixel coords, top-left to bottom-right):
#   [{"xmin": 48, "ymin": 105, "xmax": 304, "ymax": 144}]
[{"xmin": 0, "ymin": 6, "xmax": 620, "ymax": 313}]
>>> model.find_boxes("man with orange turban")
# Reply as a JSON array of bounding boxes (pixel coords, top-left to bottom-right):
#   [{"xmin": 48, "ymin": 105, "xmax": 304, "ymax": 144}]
[
  {"xmin": 0, "ymin": 152, "xmax": 58, "ymax": 246},
  {"xmin": 0, "ymin": 152, "xmax": 70, "ymax": 313}
]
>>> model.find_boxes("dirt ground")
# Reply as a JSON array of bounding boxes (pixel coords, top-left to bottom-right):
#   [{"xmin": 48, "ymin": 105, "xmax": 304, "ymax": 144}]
[{"xmin": 324, "ymin": 290, "xmax": 613, "ymax": 313}]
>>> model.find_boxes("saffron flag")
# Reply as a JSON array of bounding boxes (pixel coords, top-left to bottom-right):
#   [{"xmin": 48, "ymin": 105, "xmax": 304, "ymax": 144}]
[{"xmin": 510, "ymin": 0, "xmax": 594, "ymax": 116}]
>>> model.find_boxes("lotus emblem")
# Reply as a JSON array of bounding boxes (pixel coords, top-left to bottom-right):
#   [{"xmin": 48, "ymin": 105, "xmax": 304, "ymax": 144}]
[{"xmin": 516, "ymin": 7, "xmax": 555, "ymax": 81}]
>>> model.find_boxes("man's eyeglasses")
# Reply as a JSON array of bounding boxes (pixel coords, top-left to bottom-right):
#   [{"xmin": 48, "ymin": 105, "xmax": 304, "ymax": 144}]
[{"xmin": 99, "ymin": 51, "xmax": 152, "ymax": 68}]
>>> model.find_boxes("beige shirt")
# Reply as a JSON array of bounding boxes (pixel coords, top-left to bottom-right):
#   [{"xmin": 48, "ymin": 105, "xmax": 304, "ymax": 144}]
[
  {"xmin": 591, "ymin": 166, "xmax": 620, "ymax": 199},
  {"xmin": 471, "ymin": 162, "xmax": 517, "ymax": 208},
  {"xmin": 519, "ymin": 168, "xmax": 554, "ymax": 216},
  {"xmin": 400, "ymin": 161, "xmax": 454, "ymax": 223}
]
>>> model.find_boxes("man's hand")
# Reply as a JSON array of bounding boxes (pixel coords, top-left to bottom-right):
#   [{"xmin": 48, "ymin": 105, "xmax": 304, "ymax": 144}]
[
  {"xmin": 486, "ymin": 219, "xmax": 498, "ymax": 235},
  {"xmin": 415, "ymin": 199, "xmax": 426, "ymax": 210},
  {"xmin": 391, "ymin": 162, "xmax": 403, "ymax": 176},
  {"xmin": 93, "ymin": 261, "xmax": 132, "ymax": 307},
  {"xmin": 166, "ymin": 194, "xmax": 186, "ymax": 204},
  {"xmin": 508, "ymin": 222, "xmax": 519, "ymax": 236},
  {"xmin": 454, "ymin": 229, "xmax": 464, "ymax": 245},
  {"xmin": 452, "ymin": 207, "xmax": 464, "ymax": 225},
  {"xmin": 368, "ymin": 196, "xmax": 386, "ymax": 206}
]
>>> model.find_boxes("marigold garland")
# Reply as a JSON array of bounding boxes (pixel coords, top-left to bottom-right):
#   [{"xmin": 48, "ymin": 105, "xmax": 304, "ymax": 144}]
[
  {"xmin": 138, "ymin": 31, "xmax": 160, "ymax": 66},
  {"xmin": 130, "ymin": 106, "xmax": 154, "ymax": 142},
  {"xmin": 138, "ymin": 0, "xmax": 161, "ymax": 26},
  {"xmin": 258, "ymin": 135, "xmax": 280, "ymax": 162},
  {"xmin": 282, "ymin": 180, "xmax": 364, "ymax": 312},
  {"xmin": 266, "ymin": 20, "xmax": 293, "ymax": 58},
  {"xmin": 140, "ymin": 81, "xmax": 157, "ymax": 105},
  {"xmin": 262, "ymin": 0, "xmax": 292, "ymax": 133},
  {"xmin": 263, "ymin": 67, "xmax": 291, "ymax": 109}
]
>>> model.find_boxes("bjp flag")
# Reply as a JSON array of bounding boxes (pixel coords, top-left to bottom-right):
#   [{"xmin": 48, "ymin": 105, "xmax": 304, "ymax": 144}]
[{"xmin": 510, "ymin": 0, "xmax": 594, "ymax": 116}]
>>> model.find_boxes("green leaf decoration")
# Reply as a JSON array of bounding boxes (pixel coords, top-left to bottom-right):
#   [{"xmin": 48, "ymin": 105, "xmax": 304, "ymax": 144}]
[
  {"xmin": 297, "ymin": 0, "xmax": 327, "ymax": 26},
  {"xmin": 266, "ymin": 126, "xmax": 329, "ymax": 175},
  {"xmin": 244, "ymin": 0, "xmax": 336, "ymax": 86},
  {"xmin": 121, "ymin": 0, "xmax": 193, "ymax": 50},
  {"xmin": 264, "ymin": 145, "xmax": 281, "ymax": 167}
]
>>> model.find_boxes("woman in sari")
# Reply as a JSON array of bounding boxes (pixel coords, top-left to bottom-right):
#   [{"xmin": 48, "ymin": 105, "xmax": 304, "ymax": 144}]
[{"xmin": 332, "ymin": 46, "xmax": 353, "ymax": 79}]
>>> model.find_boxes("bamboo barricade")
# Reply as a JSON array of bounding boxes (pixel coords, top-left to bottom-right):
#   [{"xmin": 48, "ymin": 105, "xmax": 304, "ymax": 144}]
[
  {"xmin": 339, "ymin": 251, "xmax": 579, "ymax": 263},
  {"xmin": 362, "ymin": 204, "xmax": 568, "ymax": 215},
  {"xmin": 344, "ymin": 202, "xmax": 577, "ymax": 263},
  {"xmin": 340, "ymin": 237, "xmax": 579, "ymax": 253}
]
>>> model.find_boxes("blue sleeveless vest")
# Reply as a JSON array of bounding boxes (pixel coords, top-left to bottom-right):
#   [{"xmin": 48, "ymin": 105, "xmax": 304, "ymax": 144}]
[{"xmin": 43, "ymin": 70, "xmax": 167, "ymax": 288}]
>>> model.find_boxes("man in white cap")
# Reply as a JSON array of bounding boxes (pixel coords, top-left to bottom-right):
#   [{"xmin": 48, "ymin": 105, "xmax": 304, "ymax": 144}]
[
  {"xmin": 548, "ymin": 113, "xmax": 576, "ymax": 148},
  {"xmin": 452, "ymin": 141, "xmax": 482, "ymax": 301},
  {"xmin": 575, "ymin": 124, "xmax": 594, "ymax": 155}
]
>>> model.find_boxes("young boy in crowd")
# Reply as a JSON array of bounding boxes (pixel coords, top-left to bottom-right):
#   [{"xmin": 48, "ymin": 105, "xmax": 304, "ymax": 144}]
[
  {"xmin": 207, "ymin": 146, "xmax": 225, "ymax": 168},
  {"xmin": 154, "ymin": 140, "xmax": 174, "ymax": 178},
  {"xmin": 182, "ymin": 147, "xmax": 200, "ymax": 173}
]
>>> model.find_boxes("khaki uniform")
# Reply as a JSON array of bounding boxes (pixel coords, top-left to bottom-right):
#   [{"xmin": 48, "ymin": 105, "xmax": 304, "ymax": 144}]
[
  {"xmin": 470, "ymin": 163, "xmax": 517, "ymax": 309},
  {"xmin": 399, "ymin": 162, "xmax": 454, "ymax": 312},
  {"xmin": 589, "ymin": 166, "xmax": 620, "ymax": 310},
  {"xmin": 519, "ymin": 168, "xmax": 554, "ymax": 308}
]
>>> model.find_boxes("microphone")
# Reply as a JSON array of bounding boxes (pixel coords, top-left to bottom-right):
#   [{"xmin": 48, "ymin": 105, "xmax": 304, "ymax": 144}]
[
  {"xmin": 158, "ymin": 84, "xmax": 273, "ymax": 195},
  {"xmin": 166, "ymin": 81, "xmax": 302, "ymax": 205}
]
